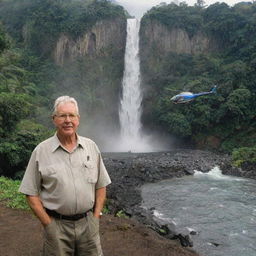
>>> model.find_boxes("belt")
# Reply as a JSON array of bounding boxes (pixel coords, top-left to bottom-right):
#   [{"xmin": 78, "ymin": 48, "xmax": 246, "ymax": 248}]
[{"xmin": 45, "ymin": 208, "xmax": 89, "ymax": 221}]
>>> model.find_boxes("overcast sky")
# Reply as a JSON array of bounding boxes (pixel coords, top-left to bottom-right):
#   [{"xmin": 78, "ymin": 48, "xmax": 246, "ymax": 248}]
[{"xmin": 117, "ymin": 0, "xmax": 249, "ymax": 18}]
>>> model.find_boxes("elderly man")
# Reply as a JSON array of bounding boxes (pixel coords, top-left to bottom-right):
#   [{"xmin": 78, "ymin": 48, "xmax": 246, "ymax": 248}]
[{"xmin": 19, "ymin": 96, "xmax": 111, "ymax": 256}]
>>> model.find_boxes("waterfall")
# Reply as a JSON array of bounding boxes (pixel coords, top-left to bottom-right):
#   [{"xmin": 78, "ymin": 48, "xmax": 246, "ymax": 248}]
[{"xmin": 118, "ymin": 19, "xmax": 150, "ymax": 152}]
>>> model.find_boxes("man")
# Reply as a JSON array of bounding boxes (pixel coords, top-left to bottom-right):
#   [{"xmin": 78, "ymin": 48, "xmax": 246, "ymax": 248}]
[{"xmin": 19, "ymin": 96, "xmax": 111, "ymax": 256}]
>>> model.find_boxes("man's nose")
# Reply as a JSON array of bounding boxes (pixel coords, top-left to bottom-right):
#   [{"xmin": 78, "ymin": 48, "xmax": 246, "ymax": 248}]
[{"xmin": 64, "ymin": 115, "xmax": 72, "ymax": 121}]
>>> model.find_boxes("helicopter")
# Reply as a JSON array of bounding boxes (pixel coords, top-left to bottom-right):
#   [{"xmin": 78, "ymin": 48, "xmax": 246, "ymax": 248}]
[{"xmin": 170, "ymin": 85, "xmax": 217, "ymax": 104}]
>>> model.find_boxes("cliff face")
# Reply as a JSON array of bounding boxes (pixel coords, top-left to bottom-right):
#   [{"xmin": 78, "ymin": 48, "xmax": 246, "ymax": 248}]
[
  {"xmin": 54, "ymin": 18, "xmax": 126, "ymax": 65},
  {"xmin": 140, "ymin": 19, "xmax": 216, "ymax": 55}
]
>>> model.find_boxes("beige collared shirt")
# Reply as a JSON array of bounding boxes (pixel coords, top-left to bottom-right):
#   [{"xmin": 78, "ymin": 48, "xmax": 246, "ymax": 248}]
[{"xmin": 19, "ymin": 134, "xmax": 111, "ymax": 215}]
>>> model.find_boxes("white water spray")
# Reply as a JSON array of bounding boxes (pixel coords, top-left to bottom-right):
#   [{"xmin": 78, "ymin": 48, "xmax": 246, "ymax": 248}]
[
  {"xmin": 194, "ymin": 166, "xmax": 243, "ymax": 181},
  {"xmin": 118, "ymin": 19, "xmax": 152, "ymax": 152},
  {"xmin": 116, "ymin": 18, "xmax": 172, "ymax": 152}
]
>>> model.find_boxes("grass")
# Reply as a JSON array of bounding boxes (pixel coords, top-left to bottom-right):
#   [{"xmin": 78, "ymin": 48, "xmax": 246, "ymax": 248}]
[
  {"xmin": 115, "ymin": 209, "xmax": 129, "ymax": 218},
  {"xmin": 0, "ymin": 176, "xmax": 29, "ymax": 210}
]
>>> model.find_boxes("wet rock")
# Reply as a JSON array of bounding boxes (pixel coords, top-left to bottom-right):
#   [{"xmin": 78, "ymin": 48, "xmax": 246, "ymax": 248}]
[
  {"xmin": 190, "ymin": 230, "xmax": 198, "ymax": 235},
  {"xmin": 211, "ymin": 242, "xmax": 220, "ymax": 247},
  {"xmin": 176, "ymin": 234, "xmax": 193, "ymax": 247}
]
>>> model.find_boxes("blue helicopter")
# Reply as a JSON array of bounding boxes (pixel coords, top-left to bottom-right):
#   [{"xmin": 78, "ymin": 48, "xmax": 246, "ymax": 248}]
[{"xmin": 170, "ymin": 85, "xmax": 217, "ymax": 104}]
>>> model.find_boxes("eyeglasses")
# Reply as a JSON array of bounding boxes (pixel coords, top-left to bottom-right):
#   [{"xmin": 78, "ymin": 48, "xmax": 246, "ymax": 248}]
[{"xmin": 54, "ymin": 113, "xmax": 79, "ymax": 121}]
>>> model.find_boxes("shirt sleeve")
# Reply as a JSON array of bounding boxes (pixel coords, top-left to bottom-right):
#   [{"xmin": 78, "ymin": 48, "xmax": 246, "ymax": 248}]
[
  {"xmin": 95, "ymin": 147, "xmax": 111, "ymax": 189},
  {"xmin": 19, "ymin": 148, "xmax": 41, "ymax": 196}
]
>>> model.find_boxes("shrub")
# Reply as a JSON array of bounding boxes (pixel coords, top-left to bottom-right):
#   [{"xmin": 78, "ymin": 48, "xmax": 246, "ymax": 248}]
[
  {"xmin": 232, "ymin": 146, "xmax": 256, "ymax": 167},
  {"xmin": 0, "ymin": 176, "xmax": 29, "ymax": 210}
]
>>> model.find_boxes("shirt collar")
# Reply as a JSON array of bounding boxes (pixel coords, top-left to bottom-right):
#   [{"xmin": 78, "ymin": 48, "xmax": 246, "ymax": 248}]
[
  {"xmin": 51, "ymin": 134, "xmax": 61, "ymax": 152},
  {"xmin": 51, "ymin": 133, "xmax": 84, "ymax": 152},
  {"xmin": 76, "ymin": 134, "xmax": 86, "ymax": 149}
]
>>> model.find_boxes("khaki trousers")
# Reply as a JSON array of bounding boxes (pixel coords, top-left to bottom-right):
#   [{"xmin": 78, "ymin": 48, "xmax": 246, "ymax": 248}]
[{"xmin": 42, "ymin": 212, "xmax": 103, "ymax": 256}]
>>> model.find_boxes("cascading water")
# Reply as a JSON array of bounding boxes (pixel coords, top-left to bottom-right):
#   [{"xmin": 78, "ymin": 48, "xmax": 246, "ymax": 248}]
[
  {"xmin": 117, "ymin": 18, "xmax": 171, "ymax": 152},
  {"xmin": 118, "ymin": 18, "xmax": 151, "ymax": 152}
]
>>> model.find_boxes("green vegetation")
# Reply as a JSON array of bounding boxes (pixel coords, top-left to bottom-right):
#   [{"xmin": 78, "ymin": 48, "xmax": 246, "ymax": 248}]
[
  {"xmin": 158, "ymin": 228, "xmax": 168, "ymax": 235},
  {"xmin": 0, "ymin": 176, "xmax": 29, "ymax": 210},
  {"xmin": 144, "ymin": 2, "xmax": 204, "ymax": 38},
  {"xmin": 232, "ymin": 147, "xmax": 256, "ymax": 167},
  {"xmin": 0, "ymin": 0, "xmax": 126, "ymax": 57},
  {"xmin": 140, "ymin": 2, "xmax": 256, "ymax": 160},
  {"xmin": 0, "ymin": 24, "xmax": 9, "ymax": 52},
  {"xmin": 115, "ymin": 209, "xmax": 129, "ymax": 218},
  {"xmin": 0, "ymin": 31, "xmax": 52, "ymax": 178}
]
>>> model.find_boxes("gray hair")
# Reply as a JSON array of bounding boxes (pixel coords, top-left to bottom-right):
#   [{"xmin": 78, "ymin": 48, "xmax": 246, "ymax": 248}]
[{"xmin": 53, "ymin": 96, "xmax": 79, "ymax": 115}]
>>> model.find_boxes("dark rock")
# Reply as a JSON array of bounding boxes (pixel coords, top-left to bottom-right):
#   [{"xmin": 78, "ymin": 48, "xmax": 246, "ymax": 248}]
[
  {"xmin": 211, "ymin": 242, "xmax": 220, "ymax": 247},
  {"xmin": 176, "ymin": 234, "xmax": 193, "ymax": 247}
]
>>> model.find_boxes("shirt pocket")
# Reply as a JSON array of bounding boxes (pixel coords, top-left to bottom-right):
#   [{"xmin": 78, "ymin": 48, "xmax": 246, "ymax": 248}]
[
  {"xmin": 40, "ymin": 164, "xmax": 59, "ymax": 178},
  {"xmin": 40, "ymin": 164, "xmax": 65, "ymax": 189},
  {"xmin": 83, "ymin": 161, "xmax": 98, "ymax": 184}
]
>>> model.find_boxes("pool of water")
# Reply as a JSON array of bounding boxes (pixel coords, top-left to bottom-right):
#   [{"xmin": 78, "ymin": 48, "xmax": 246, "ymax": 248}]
[{"xmin": 141, "ymin": 167, "xmax": 256, "ymax": 256}]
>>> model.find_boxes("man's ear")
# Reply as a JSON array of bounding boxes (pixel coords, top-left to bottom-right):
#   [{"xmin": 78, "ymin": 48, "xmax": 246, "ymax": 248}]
[{"xmin": 52, "ymin": 115, "xmax": 57, "ymax": 127}]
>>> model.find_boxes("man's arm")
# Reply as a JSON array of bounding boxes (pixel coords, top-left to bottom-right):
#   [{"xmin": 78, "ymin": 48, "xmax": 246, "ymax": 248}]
[
  {"xmin": 93, "ymin": 186, "xmax": 106, "ymax": 218},
  {"xmin": 26, "ymin": 195, "xmax": 51, "ymax": 226}
]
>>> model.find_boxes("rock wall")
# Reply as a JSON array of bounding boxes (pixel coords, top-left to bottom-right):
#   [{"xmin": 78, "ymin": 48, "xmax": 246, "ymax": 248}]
[
  {"xmin": 54, "ymin": 18, "xmax": 126, "ymax": 65},
  {"xmin": 140, "ymin": 19, "xmax": 216, "ymax": 55}
]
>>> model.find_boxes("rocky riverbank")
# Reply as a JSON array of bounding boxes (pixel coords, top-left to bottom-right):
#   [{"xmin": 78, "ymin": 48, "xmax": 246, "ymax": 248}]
[{"xmin": 102, "ymin": 149, "xmax": 245, "ymax": 247}]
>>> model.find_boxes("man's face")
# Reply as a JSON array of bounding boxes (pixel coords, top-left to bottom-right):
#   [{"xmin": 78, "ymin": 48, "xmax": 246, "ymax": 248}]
[{"xmin": 53, "ymin": 102, "xmax": 80, "ymax": 138}]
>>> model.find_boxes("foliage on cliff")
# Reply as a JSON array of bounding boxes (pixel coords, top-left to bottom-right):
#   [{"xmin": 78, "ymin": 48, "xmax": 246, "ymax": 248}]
[
  {"xmin": 140, "ymin": 2, "xmax": 256, "ymax": 153},
  {"xmin": 0, "ymin": 0, "xmax": 126, "ymax": 57},
  {"xmin": 143, "ymin": 2, "xmax": 203, "ymax": 38},
  {"xmin": 0, "ymin": 0, "xmax": 126, "ymax": 178}
]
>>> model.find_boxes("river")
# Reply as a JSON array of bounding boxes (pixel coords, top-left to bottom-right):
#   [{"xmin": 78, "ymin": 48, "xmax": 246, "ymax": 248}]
[{"xmin": 141, "ymin": 167, "xmax": 256, "ymax": 256}]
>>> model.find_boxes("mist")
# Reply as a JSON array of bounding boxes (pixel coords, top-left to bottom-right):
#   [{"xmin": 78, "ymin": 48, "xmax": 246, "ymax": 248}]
[{"xmin": 78, "ymin": 120, "xmax": 175, "ymax": 153}]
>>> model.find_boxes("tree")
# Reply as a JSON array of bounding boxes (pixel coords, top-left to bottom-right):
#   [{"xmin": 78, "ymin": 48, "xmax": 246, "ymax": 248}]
[
  {"xmin": 0, "ymin": 93, "xmax": 32, "ymax": 135},
  {"xmin": 195, "ymin": 0, "xmax": 206, "ymax": 8},
  {"xmin": 0, "ymin": 24, "xmax": 9, "ymax": 52},
  {"xmin": 225, "ymin": 88, "xmax": 253, "ymax": 120},
  {"xmin": 160, "ymin": 112, "xmax": 192, "ymax": 137},
  {"xmin": 0, "ymin": 120, "xmax": 52, "ymax": 178}
]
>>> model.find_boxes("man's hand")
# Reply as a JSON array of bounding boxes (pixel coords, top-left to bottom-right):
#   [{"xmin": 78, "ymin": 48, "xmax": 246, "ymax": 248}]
[{"xmin": 26, "ymin": 195, "xmax": 51, "ymax": 226}]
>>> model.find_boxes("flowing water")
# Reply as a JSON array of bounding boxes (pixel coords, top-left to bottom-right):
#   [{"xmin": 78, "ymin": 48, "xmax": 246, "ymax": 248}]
[
  {"xmin": 118, "ymin": 19, "xmax": 152, "ymax": 152},
  {"xmin": 116, "ymin": 18, "xmax": 172, "ymax": 153},
  {"xmin": 141, "ymin": 167, "xmax": 256, "ymax": 256}
]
